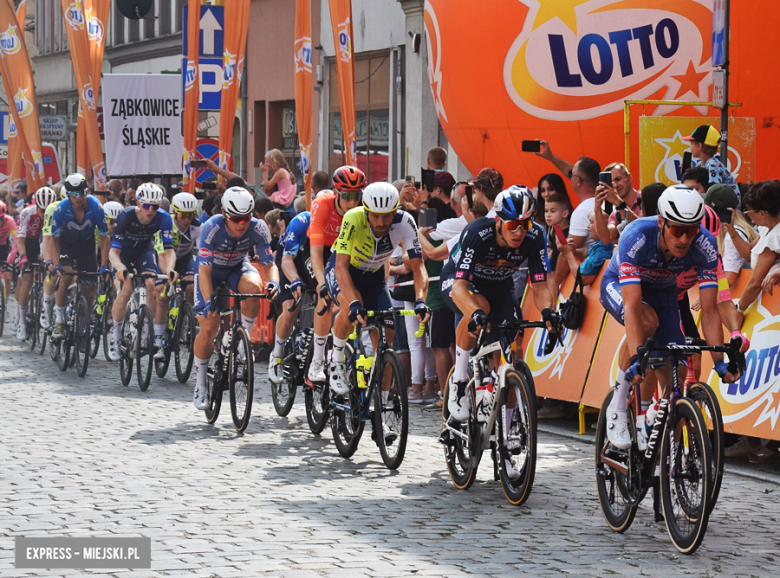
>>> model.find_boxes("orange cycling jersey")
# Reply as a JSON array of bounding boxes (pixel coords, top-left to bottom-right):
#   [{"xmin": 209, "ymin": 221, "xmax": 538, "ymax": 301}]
[{"xmin": 308, "ymin": 191, "xmax": 344, "ymax": 247}]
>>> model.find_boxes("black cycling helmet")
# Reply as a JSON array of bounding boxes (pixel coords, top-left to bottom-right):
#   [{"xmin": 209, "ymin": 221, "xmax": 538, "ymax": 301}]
[{"xmin": 63, "ymin": 173, "xmax": 88, "ymax": 193}]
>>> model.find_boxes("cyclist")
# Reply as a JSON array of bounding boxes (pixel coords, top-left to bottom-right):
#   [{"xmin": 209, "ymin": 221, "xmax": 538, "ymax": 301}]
[
  {"xmin": 192, "ymin": 186, "xmax": 279, "ymax": 410},
  {"xmin": 600, "ymin": 185, "xmax": 740, "ymax": 449},
  {"xmin": 39, "ymin": 188, "xmax": 69, "ymax": 329},
  {"xmin": 107, "ymin": 183, "xmax": 176, "ymax": 361},
  {"xmin": 0, "ymin": 200, "xmax": 16, "ymax": 297},
  {"xmin": 50, "ymin": 174, "xmax": 110, "ymax": 341},
  {"xmin": 326, "ymin": 181, "xmax": 430, "ymax": 398},
  {"xmin": 14, "ymin": 187, "xmax": 58, "ymax": 339},
  {"xmin": 102, "ymin": 201, "xmax": 124, "ymax": 238},
  {"xmin": 441, "ymin": 186, "xmax": 558, "ymax": 422},
  {"xmin": 153, "ymin": 192, "xmax": 200, "ymax": 360}
]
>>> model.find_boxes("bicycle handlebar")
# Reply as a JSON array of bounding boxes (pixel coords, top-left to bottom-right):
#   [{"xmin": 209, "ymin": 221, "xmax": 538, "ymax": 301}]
[
  {"xmin": 470, "ymin": 317, "xmax": 563, "ymax": 357},
  {"xmin": 348, "ymin": 308, "xmax": 426, "ymax": 340},
  {"xmin": 637, "ymin": 336, "xmax": 746, "ymax": 377},
  {"xmin": 208, "ymin": 289, "xmax": 272, "ymax": 313}
]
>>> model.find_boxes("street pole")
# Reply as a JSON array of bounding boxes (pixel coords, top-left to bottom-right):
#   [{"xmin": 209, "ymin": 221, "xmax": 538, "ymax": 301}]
[{"xmin": 720, "ymin": 0, "xmax": 730, "ymax": 161}]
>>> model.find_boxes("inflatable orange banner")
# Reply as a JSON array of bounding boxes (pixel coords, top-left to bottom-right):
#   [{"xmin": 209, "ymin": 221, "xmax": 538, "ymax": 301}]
[
  {"xmin": 217, "ymin": 0, "xmax": 250, "ymax": 173},
  {"xmin": 0, "ymin": 0, "xmax": 45, "ymax": 190},
  {"xmin": 328, "ymin": 0, "xmax": 357, "ymax": 166},
  {"xmin": 424, "ymin": 0, "xmax": 780, "ymax": 188},
  {"xmin": 182, "ymin": 0, "xmax": 201, "ymax": 193},
  {"xmin": 294, "ymin": 0, "xmax": 313, "ymax": 205},
  {"xmin": 60, "ymin": 0, "xmax": 106, "ymax": 189}
]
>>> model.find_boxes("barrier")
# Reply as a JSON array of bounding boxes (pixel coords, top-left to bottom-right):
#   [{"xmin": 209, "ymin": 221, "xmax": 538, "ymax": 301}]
[{"xmin": 250, "ymin": 263, "xmax": 275, "ymax": 348}]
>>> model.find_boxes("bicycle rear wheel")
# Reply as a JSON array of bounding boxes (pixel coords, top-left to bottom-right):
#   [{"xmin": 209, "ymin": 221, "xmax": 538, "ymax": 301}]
[
  {"xmin": 595, "ymin": 390, "xmax": 639, "ymax": 533},
  {"xmin": 88, "ymin": 299, "xmax": 100, "ymax": 359},
  {"xmin": 136, "ymin": 305, "xmax": 154, "ymax": 391},
  {"xmin": 119, "ymin": 304, "xmax": 134, "ymax": 386},
  {"xmin": 660, "ymin": 396, "xmax": 712, "ymax": 554},
  {"xmin": 229, "ymin": 327, "xmax": 254, "ymax": 432},
  {"xmin": 271, "ymin": 337, "xmax": 297, "ymax": 416},
  {"xmin": 497, "ymin": 368, "xmax": 537, "ymax": 506},
  {"xmin": 174, "ymin": 301, "xmax": 195, "ymax": 383},
  {"xmin": 687, "ymin": 382, "xmax": 724, "ymax": 513},
  {"xmin": 441, "ymin": 367, "xmax": 479, "ymax": 490},
  {"xmin": 154, "ymin": 332, "xmax": 171, "ymax": 378},
  {"xmin": 102, "ymin": 288, "xmax": 116, "ymax": 361},
  {"xmin": 304, "ymin": 335, "xmax": 330, "ymax": 434},
  {"xmin": 34, "ymin": 291, "xmax": 47, "ymax": 355},
  {"xmin": 372, "ymin": 350, "xmax": 408, "ymax": 470},
  {"xmin": 74, "ymin": 295, "xmax": 91, "ymax": 378},
  {"xmin": 204, "ymin": 350, "xmax": 223, "ymax": 424},
  {"xmin": 28, "ymin": 285, "xmax": 40, "ymax": 350}
]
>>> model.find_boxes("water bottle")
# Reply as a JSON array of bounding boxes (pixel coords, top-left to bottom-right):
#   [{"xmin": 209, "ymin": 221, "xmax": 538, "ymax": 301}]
[
  {"xmin": 221, "ymin": 331, "xmax": 232, "ymax": 357},
  {"xmin": 294, "ymin": 332, "xmax": 305, "ymax": 360},
  {"xmin": 477, "ymin": 373, "xmax": 497, "ymax": 424},
  {"xmin": 639, "ymin": 397, "xmax": 659, "ymax": 450}
]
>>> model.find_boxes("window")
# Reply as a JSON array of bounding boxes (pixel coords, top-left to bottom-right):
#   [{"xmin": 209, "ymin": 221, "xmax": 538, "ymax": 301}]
[
  {"xmin": 128, "ymin": 15, "xmax": 140, "ymax": 42},
  {"xmin": 142, "ymin": 2, "xmax": 156, "ymax": 40},
  {"xmin": 113, "ymin": 4, "xmax": 125, "ymax": 45},
  {"xmin": 175, "ymin": 0, "xmax": 184, "ymax": 32},
  {"xmin": 160, "ymin": 0, "xmax": 171, "ymax": 35}
]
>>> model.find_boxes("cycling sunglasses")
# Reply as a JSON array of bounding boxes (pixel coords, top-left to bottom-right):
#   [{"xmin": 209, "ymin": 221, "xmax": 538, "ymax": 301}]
[
  {"xmin": 106, "ymin": 218, "xmax": 116, "ymax": 226},
  {"xmin": 67, "ymin": 190, "xmax": 88, "ymax": 197},
  {"xmin": 501, "ymin": 217, "xmax": 533, "ymax": 232},
  {"xmin": 339, "ymin": 191, "xmax": 362, "ymax": 202},
  {"xmin": 226, "ymin": 213, "xmax": 252, "ymax": 224},
  {"xmin": 176, "ymin": 211, "xmax": 197, "ymax": 219},
  {"xmin": 665, "ymin": 221, "xmax": 699, "ymax": 239},
  {"xmin": 140, "ymin": 203, "xmax": 159, "ymax": 211}
]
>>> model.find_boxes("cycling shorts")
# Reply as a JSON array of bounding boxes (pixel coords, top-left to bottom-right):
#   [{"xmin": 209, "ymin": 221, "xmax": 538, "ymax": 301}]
[
  {"xmin": 440, "ymin": 276, "xmax": 516, "ymax": 343},
  {"xmin": 324, "ymin": 252, "xmax": 394, "ymax": 328},
  {"xmin": 0, "ymin": 243, "xmax": 9, "ymax": 272},
  {"xmin": 23, "ymin": 238, "xmax": 40, "ymax": 266},
  {"xmin": 119, "ymin": 245, "xmax": 160, "ymax": 276},
  {"xmin": 429, "ymin": 306, "xmax": 456, "ymax": 349},
  {"xmin": 275, "ymin": 248, "xmax": 316, "ymax": 304},
  {"xmin": 678, "ymin": 293, "xmax": 700, "ymax": 341},
  {"xmin": 193, "ymin": 260, "xmax": 258, "ymax": 317},
  {"xmin": 59, "ymin": 238, "xmax": 98, "ymax": 286},
  {"xmin": 600, "ymin": 276, "xmax": 685, "ymax": 352}
]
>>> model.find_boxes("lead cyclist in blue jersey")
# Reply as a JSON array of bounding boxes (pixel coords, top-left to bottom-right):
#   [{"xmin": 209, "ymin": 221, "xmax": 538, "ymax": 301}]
[
  {"xmin": 192, "ymin": 186, "xmax": 280, "ymax": 410},
  {"xmin": 600, "ymin": 185, "xmax": 741, "ymax": 449}
]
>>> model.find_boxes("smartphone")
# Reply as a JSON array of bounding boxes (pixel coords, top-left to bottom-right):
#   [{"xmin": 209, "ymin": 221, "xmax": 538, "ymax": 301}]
[
  {"xmin": 421, "ymin": 168, "xmax": 436, "ymax": 192},
  {"xmin": 405, "ymin": 175, "xmax": 414, "ymax": 183},
  {"xmin": 419, "ymin": 207, "xmax": 438, "ymax": 229},
  {"xmin": 190, "ymin": 159, "xmax": 208, "ymax": 168},
  {"xmin": 681, "ymin": 151, "xmax": 693, "ymax": 174},
  {"xmin": 553, "ymin": 224, "xmax": 567, "ymax": 246},
  {"xmin": 714, "ymin": 206, "xmax": 732, "ymax": 225},
  {"xmin": 202, "ymin": 181, "xmax": 217, "ymax": 191},
  {"xmin": 465, "ymin": 185, "xmax": 474, "ymax": 209},
  {"xmin": 599, "ymin": 171, "xmax": 613, "ymax": 187},
  {"xmin": 521, "ymin": 140, "xmax": 541, "ymax": 153}
]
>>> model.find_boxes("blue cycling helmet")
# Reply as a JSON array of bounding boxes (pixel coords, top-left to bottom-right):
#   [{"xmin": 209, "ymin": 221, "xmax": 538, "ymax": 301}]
[{"xmin": 494, "ymin": 185, "xmax": 536, "ymax": 221}]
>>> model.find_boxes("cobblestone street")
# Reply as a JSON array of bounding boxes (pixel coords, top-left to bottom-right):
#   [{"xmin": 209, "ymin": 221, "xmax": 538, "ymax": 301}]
[{"xmin": 1, "ymin": 336, "xmax": 779, "ymax": 577}]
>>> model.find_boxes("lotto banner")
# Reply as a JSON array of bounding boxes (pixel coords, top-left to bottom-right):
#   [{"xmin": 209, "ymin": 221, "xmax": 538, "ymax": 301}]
[
  {"xmin": 294, "ymin": 0, "xmax": 313, "ymax": 204},
  {"xmin": 423, "ymin": 0, "xmax": 780, "ymax": 187},
  {"xmin": 579, "ymin": 312, "xmax": 624, "ymax": 410},
  {"xmin": 60, "ymin": 0, "xmax": 106, "ymax": 189},
  {"xmin": 217, "ymin": 0, "xmax": 250, "ymax": 173},
  {"xmin": 639, "ymin": 116, "xmax": 756, "ymax": 188},
  {"xmin": 328, "ymin": 0, "xmax": 357, "ymax": 166},
  {"xmin": 0, "ymin": 0, "xmax": 46, "ymax": 190},
  {"xmin": 182, "ymin": 0, "xmax": 201, "ymax": 192},
  {"xmin": 6, "ymin": 116, "xmax": 23, "ymax": 193},
  {"xmin": 520, "ymin": 265, "xmax": 607, "ymax": 403}
]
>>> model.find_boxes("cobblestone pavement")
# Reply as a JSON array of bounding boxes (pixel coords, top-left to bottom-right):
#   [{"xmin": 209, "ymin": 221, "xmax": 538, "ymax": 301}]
[{"xmin": 1, "ymin": 335, "xmax": 779, "ymax": 578}]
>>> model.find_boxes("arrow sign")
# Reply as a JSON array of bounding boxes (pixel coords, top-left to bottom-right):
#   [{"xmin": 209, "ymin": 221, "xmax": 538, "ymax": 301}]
[{"xmin": 200, "ymin": 8, "xmax": 222, "ymax": 56}]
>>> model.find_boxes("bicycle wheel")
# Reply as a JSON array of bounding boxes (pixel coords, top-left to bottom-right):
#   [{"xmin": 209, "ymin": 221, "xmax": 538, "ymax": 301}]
[
  {"xmin": 441, "ymin": 367, "xmax": 480, "ymax": 490},
  {"xmin": 28, "ymin": 285, "xmax": 40, "ymax": 350},
  {"xmin": 119, "ymin": 304, "xmax": 135, "ymax": 386},
  {"xmin": 229, "ymin": 327, "xmax": 254, "ymax": 432},
  {"xmin": 660, "ymin": 396, "xmax": 712, "ymax": 554},
  {"xmin": 204, "ymin": 350, "xmax": 223, "ymax": 424},
  {"xmin": 88, "ymin": 297, "xmax": 100, "ymax": 359},
  {"xmin": 136, "ymin": 305, "xmax": 154, "ymax": 391},
  {"xmin": 595, "ymin": 390, "xmax": 639, "ymax": 533},
  {"xmin": 102, "ymin": 288, "xmax": 116, "ymax": 361},
  {"xmin": 331, "ymin": 345, "xmax": 365, "ymax": 458},
  {"xmin": 174, "ymin": 301, "xmax": 196, "ymax": 383},
  {"xmin": 271, "ymin": 337, "xmax": 297, "ymax": 416},
  {"xmin": 687, "ymin": 382, "xmax": 724, "ymax": 513},
  {"xmin": 56, "ymin": 335, "xmax": 71, "ymax": 371},
  {"xmin": 305, "ymin": 380, "xmax": 330, "ymax": 435},
  {"xmin": 34, "ymin": 291, "xmax": 47, "ymax": 355},
  {"xmin": 496, "ymin": 368, "xmax": 537, "ymax": 506},
  {"xmin": 372, "ymin": 350, "xmax": 408, "ymax": 470},
  {"xmin": 154, "ymin": 332, "xmax": 172, "ymax": 378},
  {"xmin": 74, "ymin": 295, "xmax": 91, "ymax": 378}
]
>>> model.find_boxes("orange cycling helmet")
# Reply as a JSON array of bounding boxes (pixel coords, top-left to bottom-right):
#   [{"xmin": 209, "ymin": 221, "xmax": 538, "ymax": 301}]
[{"xmin": 332, "ymin": 166, "xmax": 366, "ymax": 192}]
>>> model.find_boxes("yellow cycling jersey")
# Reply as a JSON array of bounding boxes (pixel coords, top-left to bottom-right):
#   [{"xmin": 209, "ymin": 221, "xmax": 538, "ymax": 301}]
[
  {"xmin": 333, "ymin": 206, "xmax": 422, "ymax": 273},
  {"xmin": 41, "ymin": 200, "xmax": 59, "ymax": 237}
]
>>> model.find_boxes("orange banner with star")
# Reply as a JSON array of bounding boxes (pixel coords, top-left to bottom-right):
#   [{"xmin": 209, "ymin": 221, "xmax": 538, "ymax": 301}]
[
  {"xmin": 294, "ymin": 0, "xmax": 313, "ymax": 205},
  {"xmin": 217, "ymin": 0, "xmax": 250, "ymax": 174},
  {"xmin": 0, "ymin": 0, "xmax": 45, "ymax": 190},
  {"xmin": 328, "ymin": 0, "xmax": 357, "ymax": 166},
  {"xmin": 182, "ymin": 0, "xmax": 201, "ymax": 192},
  {"xmin": 4, "ymin": 0, "xmax": 25, "ymax": 192}
]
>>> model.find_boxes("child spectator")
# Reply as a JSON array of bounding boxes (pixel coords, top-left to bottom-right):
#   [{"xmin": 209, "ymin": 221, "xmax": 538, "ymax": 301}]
[
  {"xmin": 557, "ymin": 211, "xmax": 613, "ymax": 287},
  {"xmin": 682, "ymin": 166, "xmax": 710, "ymax": 195},
  {"xmin": 683, "ymin": 125, "xmax": 740, "ymax": 200},
  {"xmin": 544, "ymin": 193, "xmax": 571, "ymax": 295}
]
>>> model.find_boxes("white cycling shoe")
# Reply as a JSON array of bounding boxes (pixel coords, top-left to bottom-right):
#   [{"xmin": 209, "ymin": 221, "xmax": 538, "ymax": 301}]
[
  {"xmin": 193, "ymin": 382, "xmax": 208, "ymax": 410},
  {"xmin": 16, "ymin": 323, "xmax": 27, "ymax": 341},
  {"xmin": 328, "ymin": 360, "xmax": 349, "ymax": 396},
  {"xmin": 307, "ymin": 358, "xmax": 327, "ymax": 383},
  {"xmin": 447, "ymin": 379, "xmax": 471, "ymax": 423},
  {"xmin": 107, "ymin": 337, "xmax": 122, "ymax": 362},
  {"xmin": 607, "ymin": 410, "xmax": 632, "ymax": 450},
  {"xmin": 268, "ymin": 357, "xmax": 284, "ymax": 384}
]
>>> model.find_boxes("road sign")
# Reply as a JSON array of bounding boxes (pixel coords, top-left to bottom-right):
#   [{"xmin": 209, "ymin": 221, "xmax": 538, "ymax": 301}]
[
  {"xmin": 183, "ymin": 6, "xmax": 224, "ymax": 58},
  {"xmin": 182, "ymin": 57, "xmax": 223, "ymax": 111},
  {"xmin": 713, "ymin": 0, "xmax": 727, "ymax": 67},
  {"xmin": 39, "ymin": 115, "xmax": 68, "ymax": 141},
  {"xmin": 712, "ymin": 69, "xmax": 726, "ymax": 109},
  {"xmin": 0, "ymin": 111, "xmax": 8, "ymax": 145},
  {"xmin": 193, "ymin": 138, "xmax": 233, "ymax": 185}
]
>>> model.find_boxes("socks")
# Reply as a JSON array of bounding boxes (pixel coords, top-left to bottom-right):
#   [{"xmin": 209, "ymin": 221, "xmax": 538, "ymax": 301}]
[
  {"xmin": 312, "ymin": 334, "xmax": 328, "ymax": 362},
  {"xmin": 18, "ymin": 305, "xmax": 27, "ymax": 323},
  {"xmin": 113, "ymin": 320, "xmax": 124, "ymax": 341},
  {"xmin": 241, "ymin": 314, "xmax": 257, "ymax": 335},
  {"xmin": 154, "ymin": 323, "xmax": 166, "ymax": 342},
  {"xmin": 194, "ymin": 355, "xmax": 209, "ymax": 387},
  {"xmin": 272, "ymin": 336, "xmax": 286, "ymax": 359},
  {"xmin": 44, "ymin": 291, "xmax": 55, "ymax": 304},
  {"xmin": 609, "ymin": 366, "xmax": 631, "ymax": 412},
  {"xmin": 453, "ymin": 345, "xmax": 470, "ymax": 382},
  {"xmin": 332, "ymin": 334, "xmax": 347, "ymax": 363},
  {"xmin": 55, "ymin": 306, "xmax": 65, "ymax": 324}
]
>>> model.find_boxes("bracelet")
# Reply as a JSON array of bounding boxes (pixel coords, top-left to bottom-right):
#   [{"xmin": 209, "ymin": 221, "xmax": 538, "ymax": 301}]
[{"xmin": 420, "ymin": 201, "xmax": 428, "ymax": 206}]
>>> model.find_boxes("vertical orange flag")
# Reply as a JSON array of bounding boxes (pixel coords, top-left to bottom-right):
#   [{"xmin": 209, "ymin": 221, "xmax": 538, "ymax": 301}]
[
  {"xmin": 182, "ymin": 0, "xmax": 201, "ymax": 193},
  {"xmin": 328, "ymin": 0, "xmax": 357, "ymax": 167},
  {"xmin": 6, "ymin": 0, "xmax": 25, "ymax": 191},
  {"xmin": 60, "ymin": 0, "xmax": 106, "ymax": 188},
  {"xmin": 294, "ymin": 0, "xmax": 313, "ymax": 207},
  {"xmin": 217, "ymin": 0, "xmax": 250, "ymax": 174},
  {"xmin": 0, "ymin": 0, "xmax": 46, "ymax": 190}
]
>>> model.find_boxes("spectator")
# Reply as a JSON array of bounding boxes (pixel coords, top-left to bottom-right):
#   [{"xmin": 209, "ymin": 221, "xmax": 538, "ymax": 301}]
[
  {"xmin": 557, "ymin": 211, "xmax": 613, "ymax": 287},
  {"xmin": 427, "ymin": 146, "xmax": 447, "ymax": 170},
  {"xmin": 293, "ymin": 195, "xmax": 307, "ymax": 215},
  {"xmin": 261, "ymin": 149, "xmax": 297, "ymax": 211},
  {"xmin": 640, "ymin": 182, "xmax": 665, "ymax": 217},
  {"xmin": 201, "ymin": 177, "xmax": 225, "ymax": 217},
  {"xmin": 683, "ymin": 125, "xmax": 740, "ymax": 201},
  {"xmin": 107, "ymin": 179, "xmax": 124, "ymax": 202},
  {"xmin": 704, "ymin": 184, "xmax": 757, "ymax": 287},
  {"xmin": 264, "ymin": 208, "xmax": 287, "ymax": 251},
  {"xmin": 534, "ymin": 173, "xmax": 571, "ymax": 229},
  {"xmin": 544, "ymin": 193, "xmax": 571, "ymax": 295},
  {"xmin": 125, "ymin": 188, "xmax": 137, "ymax": 207},
  {"xmin": 311, "ymin": 170, "xmax": 330, "ymax": 197},
  {"xmin": 469, "ymin": 167, "xmax": 503, "ymax": 216},
  {"xmin": 599, "ymin": 162, "xmax": 642, "ymax": 241},
  {"xmin": 682, "ymin": 166, "xmax": 710, "ymax": 195}
]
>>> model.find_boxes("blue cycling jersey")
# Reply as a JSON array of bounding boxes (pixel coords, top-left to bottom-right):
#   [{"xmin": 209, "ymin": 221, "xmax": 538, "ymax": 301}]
[
  {"xmin": 111, "ymin": 206, "xmax": 173, "ymax": 252},
  {"xmin": 281, "ymin": 211, "xmax": 310, "ymax": 258},
  {"xmin": 603, "ymin": 217, "xmax": 719, "ymax": 290},
  {"xmin": 197, "ymin": 215, "xmax": 274, "ymax": 270},
  {"xmin": 51, "ymin": 196, "xmax": 108, "ymax": 242}
]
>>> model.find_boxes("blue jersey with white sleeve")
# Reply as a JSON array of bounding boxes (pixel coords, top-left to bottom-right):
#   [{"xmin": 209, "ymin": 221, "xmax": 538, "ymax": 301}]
[
  {"xmin": 111, "ymin": 206, "xmax": 173, "ymax": 252},
  {"xmin": 281, "ymin": 212, "xmax": 310, "ymax": 258},
  {"xmin": 51, "ymin": 196, "xmax": 108, "ymax": 242},
  {"xmin": 197, "ymin": 215, "xmax": 274, "ymax": 270}
]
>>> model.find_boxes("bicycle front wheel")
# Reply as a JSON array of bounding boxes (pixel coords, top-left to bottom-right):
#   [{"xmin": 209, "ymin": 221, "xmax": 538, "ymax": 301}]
[
  {"xmin": 331, "ymin": 345, "xmax": 364, "ymax": 458},
  {"xmin": 174, "ymin": 301, "xmax": 195, "ymax": 383},
  {"xmin": 204, "ymin": 350, "xmax": 223, "ymax": 424},
  {"xmin": 661, "ymin": 396, "xmax": 712, "ymax": 554},
  {"xmin": 34, "ymin": 290, "xmax": 47, "ymax": 355},
  {"xmin": 88, "ymin": 299, "xmax": 100, "ymax": 359},
  {"xmin": 28, "ymin": 285, "xmax": 40, "ymax": 351},
  {"xmin": 56, "ymin": 329, "xmax": 71, "ymax": 372},
  {"xmin": 372, "ymin": 350, "xmax": 408, "ymax": 470},
  {"xmin": 102, "ymin": 288, "xmax": 116, "ymax": 362},
  {"xmin": 136, "ymin": 305, "xmax": 154, "ymax": 391},
  {"xmin": 119, "ymin": 304, "xmax": 134, "ymax": 386},
  {"xmin": 271, "ymin": 337, "xmax": 297, "ymax": 416},
  {"xmin": 687, "ymin": 382, "xmax": 724, "ymax": 513},
  {"xmin": 74, "ymin": 295, "xmax": 91, "ymax": 378},
  {"xmin": 497, "ymin": 368, "xmax": 537, "ymax": 506},
  {"xmin": 229, "ymin": 327, "xmax": 254, "ymax": 432},
  {"xmin": 441, "ymin": 368, "xmax": 479, "ymax": 490}
]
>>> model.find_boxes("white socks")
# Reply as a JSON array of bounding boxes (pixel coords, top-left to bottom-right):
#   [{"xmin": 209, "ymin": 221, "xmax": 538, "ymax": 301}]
[
  {"xmin": 332, "ymin": 335, "xmax": 347, "ymax": 363},
  {"xmin": 609, "ymin": 366, "xmax": 630, "ymax": 412},
  {"xmin": 113, "ymin": 320, "xmax": 124, "ymax": 341},
  {"xmin": 312, "ymin": 334, "xmax": 328, "ymax": 362},
  {"xmin": 241, "ymin": 314, "xmax": 257, "ymax": 335},
  {"xmin": 272, "ymin": 336, "xmax": 286, "ymax": 359},
  {"xmin": 194, "ymin": 355, "xmax": 209, "ymax": 387},
  {"xmin": 453, "ymin": 345, "xmax": 470, "ymax": 382},
  {"xmin": 55, "ymin": 306, "xmax": 65, "ymax": 323}
]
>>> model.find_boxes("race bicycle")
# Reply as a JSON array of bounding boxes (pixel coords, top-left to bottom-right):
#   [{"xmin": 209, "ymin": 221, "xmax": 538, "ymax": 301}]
[
  {"xmin": 89, "ymin": 274, "xmax": 116, "ymax": 361},
  {"xmin": 51, "ymin": 271, "xmax": 97, "ymax": 378},
  {"xmin": 154, "ymin": 279, "xmax": 196, "ymax": 383}
]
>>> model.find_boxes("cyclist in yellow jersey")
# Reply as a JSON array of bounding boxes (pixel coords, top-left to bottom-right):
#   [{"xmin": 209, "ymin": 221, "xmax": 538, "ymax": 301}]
[
  {"xmin": 324, "ymin": 182, "xmax": 431, "ymax": 397},
  {"xmin": 39, "ymin": 190, "xmax": 66, "ymax": 329}
]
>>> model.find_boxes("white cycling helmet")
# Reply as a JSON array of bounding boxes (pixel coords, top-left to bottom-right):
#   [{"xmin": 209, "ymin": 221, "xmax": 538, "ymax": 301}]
[
  {"xmin": 222, "ymin": 186, "xmax": 255, "ymax": 216},
  {"xmin": 171, "ymin": 192, "xmax": 198, "ymax": 213},
  {"xmin": 658, "ymin": 184, "xmax": 705, "ymax": 225},
  {"xmin": 103, "ymin": 201, "xmax": 124, "ymax": 220},
  {"xmin": 34, "ymin": 186, "xmax": 58, "ymax": 210},
  {"xmin": 63, "ymin": 173, "xmax": 88, "ymax": 193},
  {"xmin": 136, "ymin": 182, "xmax": 164, "ymax": 205},
  {"xmin": 362, "ymin": 182, "xmax": 399, "ymax": 214}
]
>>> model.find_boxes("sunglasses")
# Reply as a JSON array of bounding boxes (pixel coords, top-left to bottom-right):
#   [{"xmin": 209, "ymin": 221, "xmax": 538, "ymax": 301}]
[
  {"xmin": 339, "ymin": 191, "xmax": 362, "ymax": 202},
  {"xmin": 68, "ymin": 190, "xmax": 87, "ymax": 197},
  {"xmin": 226, "ymin": 213, "xmax": 252, "ymax": 224},
  {"xmin": 501, "ymin": 218, "xmax": 533, "ymax": 232},
  {"xmin": 106, "ymin": 218, "xmax": 116, "ymax": 226},
  {"xmin": 140, "ymin": 203, "xmax": 159, "ymax": 211},
  {"xmin": 176, "ymin": 211, "xmax": 196, "ymax": 219},
  {"xmin": 665, "ymin": 221, "xmax": 699, "ymax": 239}
]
